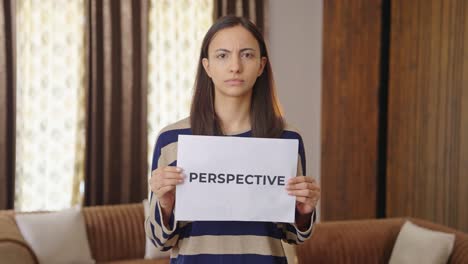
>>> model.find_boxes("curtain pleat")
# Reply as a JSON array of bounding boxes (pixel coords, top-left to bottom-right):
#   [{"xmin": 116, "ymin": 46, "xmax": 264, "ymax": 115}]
[
  {"xmin": 0, "ymin": 0, "xmax": 16, "ymax": 210},
  {"xmin": 85, "ymin": 0, "xmax": 149, "ymax": 206},
  {"xmin": 213, "ymin": 0, "xmax": 264, "ymax": 33}
]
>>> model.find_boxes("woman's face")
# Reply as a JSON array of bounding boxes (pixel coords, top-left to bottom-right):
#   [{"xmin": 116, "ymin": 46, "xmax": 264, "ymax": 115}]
[{"xmin": 202, "ymin": 25, "xmax": 266, "ymax": 100}]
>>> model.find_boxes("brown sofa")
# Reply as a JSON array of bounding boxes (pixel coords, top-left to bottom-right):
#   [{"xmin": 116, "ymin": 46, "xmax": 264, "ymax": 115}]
[
  {"xmin": 1, "ymin": 203, "xmax": 467, "ymax": 264},
  {"xmin": 297, "ymin": 217, "xmax": 468, "ymax": 264},
  {"xmin": 0, "ymin": 203, "xmax": 170, "ymax": 264}
]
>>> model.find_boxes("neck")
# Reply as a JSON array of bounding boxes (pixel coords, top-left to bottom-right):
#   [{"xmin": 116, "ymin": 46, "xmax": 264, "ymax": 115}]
[{"xmin": 214, "ymin": 92, "xmax": 252, "ymax": 135}]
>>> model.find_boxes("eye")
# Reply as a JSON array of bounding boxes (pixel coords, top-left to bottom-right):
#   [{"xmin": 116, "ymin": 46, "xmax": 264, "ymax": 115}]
[
  {"xmin": 241, "ymin": 52, "xmax": 255, "ymax": 59},
  {"xmin": 216, "ymin": 53, "xmax": 227, "ymax": 59}
]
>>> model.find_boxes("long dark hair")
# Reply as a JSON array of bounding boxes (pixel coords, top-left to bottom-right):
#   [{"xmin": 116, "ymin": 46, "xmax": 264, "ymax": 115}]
[{"xmin": 190, "ymin": 16, "xmax": 284, "ymax": 138}]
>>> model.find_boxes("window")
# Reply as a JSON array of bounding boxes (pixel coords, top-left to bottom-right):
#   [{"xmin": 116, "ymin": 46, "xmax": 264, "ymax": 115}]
[
  {"xmin": 15, "ymin": 0, "xmax": 86, "ymax": 211},
  {"xmin": 147, "ymin": 0, "xmax": 213, "ymax": 170},
  {"xmin": 15, "ymin": 0, "xmax": 213, "ymax": 210}
]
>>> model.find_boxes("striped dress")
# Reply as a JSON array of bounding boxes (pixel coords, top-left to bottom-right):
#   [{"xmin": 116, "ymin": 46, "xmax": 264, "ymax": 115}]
[{"xmin": 145, "ymin": 118, "xmax": 315, "ymax": 264}]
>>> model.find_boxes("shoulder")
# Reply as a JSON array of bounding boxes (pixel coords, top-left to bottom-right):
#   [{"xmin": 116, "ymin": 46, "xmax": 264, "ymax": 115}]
[
  {"xmin": 158, "ymin": 117, "xmax": 191, "ymax": 135},
  {"xmin": 155, "ymin": 117, "xmax": 191, "ymax": 147},
  {"xmin": 281, "ymin": 121, "xmax": 303, "ymax": 141}
]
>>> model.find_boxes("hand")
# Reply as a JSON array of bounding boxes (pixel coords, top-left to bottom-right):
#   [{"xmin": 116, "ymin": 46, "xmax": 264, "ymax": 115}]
[
  {"xmin": 286, "ymin": 176, "xmax": 321, "ymax": 215},
  {"xmin": 149, "ymin": 166, "xmax": 185, "ymax": 210}
]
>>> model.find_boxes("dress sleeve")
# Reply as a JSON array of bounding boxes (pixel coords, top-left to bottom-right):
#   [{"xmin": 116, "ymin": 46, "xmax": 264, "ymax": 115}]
[
  {"xmin": 281, "ymin": 133, "xmax": 316, "ymax": 244},
  {"xmin": 144, "ymin": 135, "xmax": 180, "ymax": 251}
]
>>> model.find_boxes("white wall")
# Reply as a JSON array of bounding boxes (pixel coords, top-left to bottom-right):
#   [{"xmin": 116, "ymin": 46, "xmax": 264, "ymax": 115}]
[{"xmin": 266, "ymin": 1, "xmax": 323, "ymax": 190}]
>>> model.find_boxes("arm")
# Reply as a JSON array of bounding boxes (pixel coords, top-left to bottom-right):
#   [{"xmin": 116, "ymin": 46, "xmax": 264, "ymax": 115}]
[
  {"xmin": 281, "ymin": 135, "xmax": 320, "ymax": 244},
  {"xmin": 281, "ymin": 210, "xmax": 316, "ymax": 245},
  {"xmin": 144, "ymin": 136, "xmax": 184, "ymax": 251},
  {"xmin": 144, "ymin": 193, "xmax": 179, "ymax": 251}
]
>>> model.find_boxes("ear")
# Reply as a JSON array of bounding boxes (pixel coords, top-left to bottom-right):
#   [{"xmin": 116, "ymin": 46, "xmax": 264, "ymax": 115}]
[
  {"xmin": 202, "ymin": 58, "xmax": 211, "ymax": 78},
  {"xmin": 258, "ymin": 57, "xmax": 267, "ymax": 76}
]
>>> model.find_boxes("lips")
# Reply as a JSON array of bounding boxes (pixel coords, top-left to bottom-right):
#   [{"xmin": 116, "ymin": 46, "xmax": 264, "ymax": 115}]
[{"xmin": 225, "ymin": 79, "xmax": 245, "ymax": 86}]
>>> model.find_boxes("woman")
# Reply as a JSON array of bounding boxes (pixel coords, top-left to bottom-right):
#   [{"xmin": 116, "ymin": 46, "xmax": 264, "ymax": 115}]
[{"xmin": 145, "ymin": 15, "xmax": 321, "ymax": 263}]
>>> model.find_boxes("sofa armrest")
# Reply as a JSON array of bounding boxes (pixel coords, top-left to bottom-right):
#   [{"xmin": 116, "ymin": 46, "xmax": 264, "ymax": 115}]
[
  {"xmin": 297, "ymin": 218, "xmax": 405, "ymax": 264},
  {"xmin": 0, "ymin": 215, "xmax": 38, "ymax": 264},
  {"xmin": 297, "ymin": 217, "xmax": 468, "ymax": 264},
  {"xmin": 450, "ymin": 236, "xmax": 468, "ymax": 264}
]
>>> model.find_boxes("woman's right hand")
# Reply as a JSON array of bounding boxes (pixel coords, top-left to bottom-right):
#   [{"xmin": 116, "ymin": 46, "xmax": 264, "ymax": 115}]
[{"xmin": 149, "ymin": 166, "xmax": 185, "ymax": 211}]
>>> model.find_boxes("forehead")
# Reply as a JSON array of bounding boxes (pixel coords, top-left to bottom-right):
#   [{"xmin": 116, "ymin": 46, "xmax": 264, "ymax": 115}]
[{"xmin": 209, "ymin": 25, "xmax": 260, "ymax": 52}]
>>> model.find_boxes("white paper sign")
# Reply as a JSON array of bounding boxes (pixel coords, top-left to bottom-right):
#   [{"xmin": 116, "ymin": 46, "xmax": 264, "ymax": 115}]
[{"xmin": 175, "ymin": 135, "xmax": 298, "ymax": 223}]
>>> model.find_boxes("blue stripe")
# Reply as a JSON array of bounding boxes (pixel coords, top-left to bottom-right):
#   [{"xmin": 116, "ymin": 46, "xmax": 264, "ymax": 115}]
[
  {"xmin": 161, "ymin": 245, "xmax": 173, "ymax": 252},
  {"xmin": 154, "ymin": 201, "xmax": 179, "ymax": 240},
  {"xmin": 285, "ymin": 224, "xmax": 312, "ymax": 244},
  {"xmin": 177, "ymin": 221, "xmax": 283, "ymax": 240},
  {"xmin": 282, "ymin": 130, "xmax": 306, "ymax": 175},
  {"xmin": 150, "ymin": 222, "xmax": 164, "ymax": 247},
  {"xmin": 148, "ymin": 236, "xmax": 172, "ymax": 252},
  {"xmin": 149, "ymin": 237, "xmax": 157, "ymax": 247},
  {"xmin": 152, "ymin": 128, "xmax": 192, "ymax": 170},
  {"xmin": 170, "ymin": 254, "xmax": 287, "ymax": 264},
  {"xmin": 285, "ymin": 223, "xmax": 298, "ymax": 234},
  {"xmin": 284, "ymin": 223, "xmax": 311, "ymax": 236}
]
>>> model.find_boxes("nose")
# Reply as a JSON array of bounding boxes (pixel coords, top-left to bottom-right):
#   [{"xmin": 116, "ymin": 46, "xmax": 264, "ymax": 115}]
[{"xmin": 229, "ymin": 55, "xmax": 242, "ymax": 73}]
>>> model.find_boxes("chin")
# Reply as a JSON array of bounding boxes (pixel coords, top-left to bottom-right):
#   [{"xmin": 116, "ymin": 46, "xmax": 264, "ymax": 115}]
[
  {"xmin": 217, "ymin": 86, "xmax": 252, "ymax": 99},
  {"xmin": 222, "ymin": 90, "xmax": 252, "ymax": 99}
]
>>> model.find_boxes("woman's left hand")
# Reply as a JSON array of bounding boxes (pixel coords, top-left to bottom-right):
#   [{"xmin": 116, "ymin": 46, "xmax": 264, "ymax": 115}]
[{"xmin": 286, "ymin": 176, "xmax": 321, "ymax": 215}]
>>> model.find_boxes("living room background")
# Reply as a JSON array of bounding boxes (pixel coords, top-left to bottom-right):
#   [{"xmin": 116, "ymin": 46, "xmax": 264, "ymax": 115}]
[{"xmin": 14, "ymin": 0, "xmax": 212, "ymax": 211}]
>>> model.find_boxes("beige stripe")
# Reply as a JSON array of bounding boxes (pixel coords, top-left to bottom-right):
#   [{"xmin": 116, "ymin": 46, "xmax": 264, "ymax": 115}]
[
  {"xmin": 147, "ymin": 199, "xmax": 168, "ymax": 242},
  {"xmin": 158, "ymin": 141, "xmax": 178, "ymax": 168},
  {"xmin": 154, "ymin": 118, "xmax": 187, "ymax": 169},
  {"xmin": 283, "ymin": 123, "xmax": 304, "ymax": 177},
  {"xmin": 297, "ymin": 155, "xmax": 303, "ymax": 176},
  {"xmin": 282, "ymin": 221, "xmax": 314, "ymax": 245},
  {"xmin": 170, "ymin": 245, "xmax": 180, "ymax": 258},
  {"xmin": 147, "ymin": 199, "xmax": 190, "ymax": 248},
  {"xmin": 148, "ymin": 199, "xmax": 174, "ymax": 242},
  {"xmin": 158, "ymin": 117, "xmax": 190, "ymax": 135},
  {"xmin": 278, "ymin": 222, "xmax": 301, "ymax": 244},
  {"xmin": 284, "ymin": 123, "xmax": 300, "ymax": 134},
  {"xmin": 284, "ymin": 229, "xmax": 299, "ymax": 243},
  {"xmin": 177, "ymin": 235, "xmax": 286, "ymax": 257}
]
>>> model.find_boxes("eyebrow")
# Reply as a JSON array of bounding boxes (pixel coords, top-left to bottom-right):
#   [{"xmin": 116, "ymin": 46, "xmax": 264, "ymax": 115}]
[{"xmin": 214, "ymin": 48, "xmax": 256, "ymax": 53}]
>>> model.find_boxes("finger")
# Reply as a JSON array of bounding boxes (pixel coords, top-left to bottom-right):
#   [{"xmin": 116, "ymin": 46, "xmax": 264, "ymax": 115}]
[
  {"xmin": 163, "ymin": 166, "xmax": 183, "ymax": 173},
  {"xmin": 288, "ymin": 189, "xmax": 320, "ymax": 198},
  {"xmin": 152, "ymin": 167, "xmax": 166, "ymax": 177},
  {"xmin": 288, "ymin": 176, "xmax": 316, "ymax": 185},
  {"xmin": 160, "ymin": 178, "xmax": 184, "ymax": 188},
  {"xmin": 152, "ymin": 176, "xmax": 184, "ymax": 191},
  {"xmin": 158, "ymin": 171, "xmax": 185, "ymax": 180},
  {"xmin": 151, "ymin": 166, "xmax": 183, "ymax": 177},
  {"xmin": 286, "ymin": 182, "xmax": 320, "ymax": 191},
  {"xmin": 149, "ymin": 181, "xmax": 158, "ymax": 192}
]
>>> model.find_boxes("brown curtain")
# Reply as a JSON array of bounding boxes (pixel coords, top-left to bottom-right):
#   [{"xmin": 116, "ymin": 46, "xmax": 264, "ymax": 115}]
[
  {"xmin": 214, "ymin": 0, "xmax": 265, "ymax": 34},
  {"xmin": 0, "ymin": 0, "xmax": 15, "ymax": 210},
  {"xmin": 85, "ymin": 0, "xmax": 149, "ymax": 206}
]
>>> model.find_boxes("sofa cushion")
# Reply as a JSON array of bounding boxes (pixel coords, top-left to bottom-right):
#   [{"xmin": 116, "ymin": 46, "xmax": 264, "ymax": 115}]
[
  {"xmin": 389, "ymin": 220, "xmax": 455, "ymax": 264},
  {"xmin": 15, "ymin": 206, "xmax": 95, "ymax": 264},
  {"xmin": 143, "ymin": 199, "xmax": 171, "ymax": 259}
]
